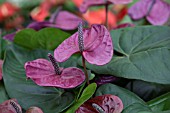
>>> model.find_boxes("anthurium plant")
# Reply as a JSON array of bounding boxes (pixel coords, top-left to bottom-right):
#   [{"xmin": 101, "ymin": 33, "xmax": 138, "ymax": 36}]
[{"xmin": 0, "ymin": 0, "xmax": 170, "ymax": 113}]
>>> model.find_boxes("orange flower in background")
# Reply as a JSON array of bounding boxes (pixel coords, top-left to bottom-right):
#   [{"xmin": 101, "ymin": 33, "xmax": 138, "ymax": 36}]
[
  {"xmin": 72, "ymin": 0, "xmax": 83, "ymax": 7},
  {"xmin": 83, "ymin": 9, "xmax": 117, "ymax": 30},
  {"xmin": 30, "ymin": 6, "xmax": 50, "ymax": 22},
  {"xmin": 0, "ymin": 2, "xmax": 19, "ymax": 22}
]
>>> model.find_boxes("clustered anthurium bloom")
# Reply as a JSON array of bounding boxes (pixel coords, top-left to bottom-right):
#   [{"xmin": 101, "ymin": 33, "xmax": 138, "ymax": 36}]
[
  {"xmin": 24, "ymin": 54, "xmax": 85, "ymax": 89},
  {"xmin": 0, "ymin": 99, "xmax": 22, "ymax": 113},
  {"xmin": 76, "ymin": 94, "xmax": 123, "ymax": 113},
  {"xmin": 54, "ymin": 24, "xmax": 113, "ymax": 65},
  {"xmin": 80, "ymin": 0, "xmax": 132, "ymax": 13},
  {"xmin": 128, "ymin": 0, "xmax": 170, "ymax": 25}
]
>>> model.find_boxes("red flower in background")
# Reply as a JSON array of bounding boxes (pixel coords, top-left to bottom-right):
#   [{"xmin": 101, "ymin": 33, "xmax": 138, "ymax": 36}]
[
  {"xmin": 0, "ymin": 2, "xmax": 19, "ymax": 22},
  {"xmin": 83, "ymin": 9, "xmax": 117, "ymax": 29},
  {"xmin": 30, "ymin": 0, "xmax": 66, "ymax": 22}
]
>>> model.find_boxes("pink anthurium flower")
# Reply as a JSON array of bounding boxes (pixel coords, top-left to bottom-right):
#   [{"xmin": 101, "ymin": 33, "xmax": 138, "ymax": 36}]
[
  {"xmin": 0, "ymin": 99, "xmax": 22, "ymax": 113},
  {"xmin": 80, "ymin": 0, "xmax": 132, "ymax": 13},
  {"xmin": 76, "ymin": 94, "xmax": 123, "ymax": 113},
  {"xmin": 0, "ymin": 60, "xmax": 3, "ymax": 80},
  {"xmin": 128, "ymin": 0, "xmax": 170, "ymax": 25},
  {"xmin": 54, "ymin": 24, "xmax": 113, "ymax": 65},
  {"xmin": 50, "ymin": 10, "xmax": 83, "ymax": 30},
  {"xmin": 24, "ymin": 54, "xmax": 85, "ymax": 89}
]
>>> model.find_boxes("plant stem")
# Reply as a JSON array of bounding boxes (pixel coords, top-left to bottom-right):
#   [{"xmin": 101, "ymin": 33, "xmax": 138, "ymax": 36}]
[
  {"xmin": 82, "ymin": 54, "xmax": 89, "ymax": 85},
  {"xmin": 105, "ymin": 4, "xmax": 109, "ymax": 29}
]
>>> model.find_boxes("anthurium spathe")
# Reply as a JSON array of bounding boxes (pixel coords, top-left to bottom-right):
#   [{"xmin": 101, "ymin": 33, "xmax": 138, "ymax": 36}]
[
  {"xmin": 54, "ymin": 24, "xmax": 113, "ymax": 65},
  {"xmin": 24, "ymin": 54, "xmax": 85, "ymax": 89},
  {"xmin": 76, "ymin": 94, "xmax": 123, "ymax": 113},
  {"xmin": 49, "ymin": 11, "xmax": 82, "ymax": 30},
  {"xmin": 128, "ymin": 0, "xmax": 170, "ymax": 25},
  {"xmin": 0, "ymin": 99, "xmax": 22, "ymax": 113},
  {"xmin": 80, "ymin": 0, "xmax": 132, "ymax": 13}
]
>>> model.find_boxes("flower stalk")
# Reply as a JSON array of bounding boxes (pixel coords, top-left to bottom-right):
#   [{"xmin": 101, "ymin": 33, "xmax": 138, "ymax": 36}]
[
  {"xmin": 78, "ymin": 22, "xmax": 89, "ymax": 85},
  {"xmin": 105, "ymin": 4, "xmax": 109, "ymax": 29}
]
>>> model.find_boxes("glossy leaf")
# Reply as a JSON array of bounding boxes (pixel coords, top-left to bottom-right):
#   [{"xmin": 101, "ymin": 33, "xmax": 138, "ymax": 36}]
[
  {"xmin": 79, "ymin": 26, "xmax": 170, "ymax": 84},
  {"xmin": 3, "ymin": 44, "xmax": 75, "ymax": 112},
  {"xmin": 66, "ymin": 83, "xmax": 97, "ymax": 113},
  {"xmin": 14, "ymin": 28, "xmax": 71, "ymax": 50},
  {"xmin": 0, "ymin": 37, "xmax": 8, "ymax": 59},
  {"xmin": 147, "ymin": 92, "xmax": 170, "ymax": 112},
  {"xmin": 126, "ymin": 80, "xmax": 170, "ymax": 101},
  {"xmin": 122, "ymin": 103, "xmax": 152, "ymax": 113},
  {"xmin": 0, "ymin": 82, "xmax": 9, "ymax": 103}
]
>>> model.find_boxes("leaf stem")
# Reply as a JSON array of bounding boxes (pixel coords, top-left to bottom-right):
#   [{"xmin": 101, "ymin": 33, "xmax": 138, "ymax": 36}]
[
  {"xmin": 105, "ymin": 4, "xmax": 109, "ymax": 29},
  {"xmin": 82, "ymin": 54, "xmax": 89, "ymax": 85}
]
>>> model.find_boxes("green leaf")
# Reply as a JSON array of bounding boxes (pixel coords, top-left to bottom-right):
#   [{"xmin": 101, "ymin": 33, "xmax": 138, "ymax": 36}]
[
  {"xmin": 0, "ymin": 38, "xmax": 8, "ymax": 59},
  {"xmin": 14, "ymin": 28, "xmax": 71, "ymax": 50},
  {"xmin": 126, "ymin": 80, "xmax": 170, "ymax": 101},
  {"xmin": 66, "ymin": 83, "xmax": 97, "ymax": 113},
  {"xmin": 95, "ymin": 83, "xmax": 150, "ymax": 111},
  {"xmin": 147, "ymin": 92, "xmax": 170, "ymax": 112},
  {"xmin": 122, "ymin": 103, "xmax": 152, "ymax": 113},
  {"xmin": 3, "ymin": 44, "xmax": 75, "ymax": 113},
  {"xmin": 164, "ymin": 0, "xmax": 170, "ymax": 4},
  {"xmin": 79, "ymin": 26, "xmax": 170, "ymax": 84},
  {"xmin": 0, "ymin": 81, "xmax": 9, "ymax": 103},
  {"xmin": 7, "ymin": 0, "xmax": 42, "ymax": 8}
]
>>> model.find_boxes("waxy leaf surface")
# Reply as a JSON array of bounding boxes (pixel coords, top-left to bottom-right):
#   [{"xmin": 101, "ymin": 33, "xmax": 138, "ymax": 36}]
[
  {"xmin": 79, "ymin": 26, "xmax": 170, "ymax": 84},
  {"xmin": 14, "ymin": 28, "xmax": 71, "ymax": 50},
  {"xmin": 66, "ymin": 83, "xmax": 97, "ymax": 113},
  {"xmin": 3, "ymin": 45, "xmax": 75, "ymax": 112}
]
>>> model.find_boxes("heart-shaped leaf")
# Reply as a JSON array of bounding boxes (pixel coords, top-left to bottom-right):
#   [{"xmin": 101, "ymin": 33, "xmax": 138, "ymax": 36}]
[
  {"xmin": 0, "ymin": 82, "xmax": 9, "ymax": 103},
  {"xmin": 14, "ymin": 28, "xmax": 71, "ymax": 50},
  {"xmin": 147, "ymin": 92, "xmax": 170, "ymax": 112},
  {"xmin": 79, "ymin": 26, "xmax": 170, "ymax": 84},
  {"xmin": 3, "ymin": 44, "xmax": 75, "ymax": 112},
  {"xmin": 66, "ymin": 83, "xmax": 97, "ymax": 113},
  {"xmin": 0, "ymin": 37, "xmax": 8, "ymax": 59},
  {"xmin": 95, "ymin": 83, "xmax": 151, "ymax": 112}
]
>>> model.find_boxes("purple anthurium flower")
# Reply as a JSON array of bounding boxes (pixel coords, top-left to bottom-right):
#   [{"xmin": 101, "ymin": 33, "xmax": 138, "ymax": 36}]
[
  {"xmin": 128, "ymin": 0, "xmax": 170, "ymax": 25},
  {"xmin": 113, "ymin": 23, "xmax": 135, "ymax": 29},
  {"xmin": 95, "ymin": 75, "xmax": 119, "ymax": 85},
  {"xmin": 49, "ymin": 11, "xmax": 83, "ymax": 30},
  {"xmin": 0, "ymin": 99, "xmax": 22, "ymax": 113},
  {"xmin": 80, "ymin": 0, "xmax": 132, "ymax": 13},
  {"xmin": 24, "ymin": 54, "xmax": 85, "ymax": 89},
  {"xmin": 54, "ymin": 24, "xmax": 113, "ymax": 65},
  {"xmin": 76, "ymin": 94, "xmax": 123, "ymax": 113}
]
